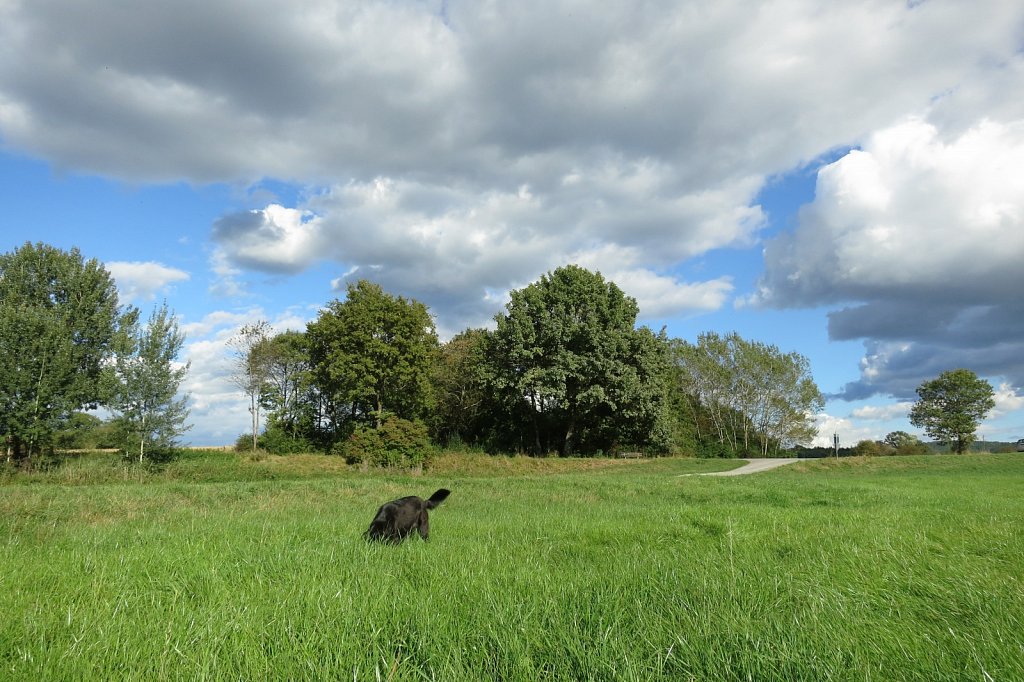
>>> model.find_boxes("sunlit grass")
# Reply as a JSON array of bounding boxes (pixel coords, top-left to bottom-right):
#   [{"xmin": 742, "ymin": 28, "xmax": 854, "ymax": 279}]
[{"xmin": 2, "ymin": 454, "xmax": 1022, "ymax": 679}]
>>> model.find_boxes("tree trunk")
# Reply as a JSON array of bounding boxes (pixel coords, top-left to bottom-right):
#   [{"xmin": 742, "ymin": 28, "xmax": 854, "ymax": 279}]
[
  {"xmin": 562, "ymin": 415, "xmax": 576, "ymax": 457},
  {"xmin": 530, "ymin": 391, "xmax": 543, "ymax": 454},
  {"xmin": 250, "ymin": 393, "xmax": 258, "ymax": 451}
]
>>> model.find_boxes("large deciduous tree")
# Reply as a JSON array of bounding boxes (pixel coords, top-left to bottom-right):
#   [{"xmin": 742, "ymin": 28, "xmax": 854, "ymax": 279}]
[
  {"xmin": 429, "ymin": 328, "xmax": 491, "ymax": 447},
  {"xmin": 909, "ymin": 369, "xmax": 995, "ymax": 454},
  {"xmin": 109, "ymin": 302, "xmax": 191, "ymax": 461},
  {"xmin": 306, "ymin": 280, "xmax": 437, "ymax": 434},
  {"xmin": 489, "ymin": 265, "xmax": 669, "ymax": 456},
  {"xmin": 0, "ymin": 242, "xmax": 123, "ymax": 462}
]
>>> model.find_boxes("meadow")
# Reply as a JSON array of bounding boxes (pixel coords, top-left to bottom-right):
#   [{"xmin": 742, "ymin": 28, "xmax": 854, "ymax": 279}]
[{"xmin": 1, "ymin": 452, "xmax": 1022, "ymax": 680}]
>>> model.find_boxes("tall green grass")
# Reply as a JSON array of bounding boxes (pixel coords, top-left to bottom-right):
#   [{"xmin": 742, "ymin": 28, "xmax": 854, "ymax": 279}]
[{"xmin": 2, "ymin": 454, "xmax": 1022, "ymax": 680}]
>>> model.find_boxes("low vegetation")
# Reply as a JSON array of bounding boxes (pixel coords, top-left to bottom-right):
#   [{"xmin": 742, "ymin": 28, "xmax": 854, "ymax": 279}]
[{"xmin": 2, "ymin": 452, "xmax": 1022, "ymax": 679}]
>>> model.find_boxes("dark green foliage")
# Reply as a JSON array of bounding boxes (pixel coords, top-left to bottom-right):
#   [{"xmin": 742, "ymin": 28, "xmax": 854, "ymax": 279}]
[
  {"xmin": 0, "ymin": 242, "xmax": 124, "ymax": 461},
  {"xmin": 694, "ymin": 439, "xmax": 739, "ymax": 458},
  {"xmin": 259, "ymin": 331, "xmax": 316, "ymax": 439},
  {"xmin": 216, "ymin": 269, "xmax": 833, "ymax": 462},
  {"xmin": 488, "ymin": 265, "xmax": 670, "ymax": 456},
  {"xmin": 852, "ymin": 439, "xmax": 889, "ymax": 457},
  {"xmin": 53, "ymin": 412, "xmax": 119, "ymax": 450},
  {"xmin": 909, "ymin": 369, "xmax": 996, "ymax": 454},
  {"xmin": 258, "ymin": 426, "xmax": 315, "ymax": 455},
  {"xmin": 883, "ymin": 431, "xmax": 930, "ymax": 456},
  {"xmin": 307, "ymin": 280, "xmax": 438, "ymax": 436},
  {"xmin": 429, "ymin": 328, "xmax": 491, "ymax": 446},
  {"xmin": 336, "ymin": 415, "xmax": 432, "ymax": 469}
]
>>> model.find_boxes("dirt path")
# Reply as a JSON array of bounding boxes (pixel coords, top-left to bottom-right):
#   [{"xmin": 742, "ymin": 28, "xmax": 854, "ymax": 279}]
[{"xmin": 685, "ymin": 458, "xmax": 801, "ymax": 477}]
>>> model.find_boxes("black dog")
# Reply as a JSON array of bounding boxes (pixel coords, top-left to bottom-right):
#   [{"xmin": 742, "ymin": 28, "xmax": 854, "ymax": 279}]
[{"xmin": 364, "ymin": 489, "xmax": 451, "ymax": 543}]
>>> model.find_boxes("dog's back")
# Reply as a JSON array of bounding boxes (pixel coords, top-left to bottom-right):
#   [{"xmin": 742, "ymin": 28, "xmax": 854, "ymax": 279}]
[{"xmin": 365, "ymin": 489, "xmax": 450, "ymax": 543}]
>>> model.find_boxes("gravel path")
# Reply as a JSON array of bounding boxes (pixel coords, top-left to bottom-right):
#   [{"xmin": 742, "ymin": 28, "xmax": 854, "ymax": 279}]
[{"xmin": 686, "ymin": 458, "xmax": 801, "ymax": 477}]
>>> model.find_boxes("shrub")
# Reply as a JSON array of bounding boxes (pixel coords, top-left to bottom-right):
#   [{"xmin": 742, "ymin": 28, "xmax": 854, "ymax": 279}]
[
  {"xmin": 337, "ymin": 416, "xmax": 432, "ymax": 469},
  {"xmin": 893, "ymin": 441, "xmax": 931, "ymax": 456},
  {"xmin": 853, "ymin": 440, "xmax": 892, "ymax": 457},
  {"xmin": 258, "ymin": 427, "xmax": 314, "ymax": 455},
  {"xmin": 695, "ymin": 440, "xmax": 738, "ymax": 458}
]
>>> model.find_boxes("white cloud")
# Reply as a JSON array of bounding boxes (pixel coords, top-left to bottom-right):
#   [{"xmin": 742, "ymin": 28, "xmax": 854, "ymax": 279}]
[
  {"xmin": 207, "ymin": 173, "xmax": 755, "ymax": 332},
  {"xmin": 756, "ymin": 117, "xmax": 1024, "ymax": 401},
  {"xmin": 106, "ymin": 261, "xmax": 190, "ymax": 302},
  {"xmin": 756, "ymin": 118, "xmax": 1024, "ymax": 308},
  {"xmin": 850, "ymin": 402, "xmax": 913, "ymax": 422},
  {"xmin": 811, "ymin": 412, "xmax": 879, "ymax": 448},
  {"xmin": 992, "ymin": 382, "xmax": 1024, "ymax": 419},
  {"xmin": 4, "ymin": 2, "xmax": 1022, "ymax": 334},
  {"xmin": 211, "ymin": 204, "xmax": 324, "ymax": 275}
]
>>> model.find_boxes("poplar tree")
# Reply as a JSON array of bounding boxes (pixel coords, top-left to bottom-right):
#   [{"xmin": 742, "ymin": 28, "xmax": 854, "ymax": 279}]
[
  {"xmin": 673, "ymin": 332, "xmax": 823, "ymax": 456},
  {"xmin": 228, "ymin": 321, "xmax": 273, "ymax": 451},
  {"xmin": 110, "ymin": 302, "xmax": 191, "ymax": 461}
]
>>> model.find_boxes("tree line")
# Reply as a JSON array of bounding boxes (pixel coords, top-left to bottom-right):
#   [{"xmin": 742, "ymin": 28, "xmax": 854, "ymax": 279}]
[
  {"xmin": 3, "ymin": 242, "xmax": 998, "ymax": 468},
  {"xmin": 235, "ymin": 265, "xmax": 826, "ymax": 462}
]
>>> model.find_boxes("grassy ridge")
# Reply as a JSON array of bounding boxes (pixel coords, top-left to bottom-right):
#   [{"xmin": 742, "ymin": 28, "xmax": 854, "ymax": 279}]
[{"xmin": 2, "ymin": 455, "xmax": 1022, "ymax": 680}]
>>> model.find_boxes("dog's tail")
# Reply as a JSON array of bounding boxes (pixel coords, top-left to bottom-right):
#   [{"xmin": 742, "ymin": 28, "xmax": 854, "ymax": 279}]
[{"xmin": 426, "ymin": 488, "xmax": 451, "ymax": 509}]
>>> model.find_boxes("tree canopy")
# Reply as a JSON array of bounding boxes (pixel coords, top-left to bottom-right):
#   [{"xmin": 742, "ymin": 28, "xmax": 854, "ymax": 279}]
[
  {"xmin": 109, "ymin": 302, "xmax": 191, "ymax": 461},
  {"xmin": 671, "ymin": 332, "xmax": 824, "ymax": 457},
  {"xmin": 306, "ymin": 280, "xmax": 438, "ymax": 431},
  {"xmin": 488, "ymin": 265, "xmax": 670, "ymax": 455},
  {"xmin": 909, "ymin": 369, "xmax": 995, "ymax": 454},
  {"xmin": 0, "ymin": 242, "xmax": 124, "ymax": 460},
  {"xmin": 429, "ymin": 328, "xmax": 491, "ymax": 447},
  {"xmin": 228, "ymin": 321, "xmax": 274, "ymax": 451}
]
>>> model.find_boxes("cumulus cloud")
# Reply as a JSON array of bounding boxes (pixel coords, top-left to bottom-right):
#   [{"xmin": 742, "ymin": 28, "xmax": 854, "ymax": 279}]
[
  {"xmin": 756, "ymin": 119, "xmax": 1024, "ymax": 308},
  {"xmin": 4, "ymin": 1, "xmax": 1023, "ymax": 332},
  {"xmin": 106, "ymin": 260, "xmax": 190, "ymax": 302},
  {"xmin": 992, "ymin": 382, "xmax": 1024, "ymax": 419},
  {"xmin": 755, "ymin": 117, "xmax": 1024, "ymax": 400},
  {"xmin": 212, "ymin": 204, "xmax": 324, "ymax": 274},
  {"xmin": 205, "ymin": 174, "xmax": 754, "ymax": 332},
  {"xmin": 4, "ymin": 2, "xmax": 1016, "ymax": 192},
  {"xmin": 850, "ymin": 402, "xmax": 914, "ymax": 422},
  {"xmin": 811, "ymin": 412, "xmax": 880, "ymax": 448}
]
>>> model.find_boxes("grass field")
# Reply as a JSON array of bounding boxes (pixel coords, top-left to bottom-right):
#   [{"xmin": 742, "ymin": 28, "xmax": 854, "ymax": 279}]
[{"xmin": 1, "ymin": 452, "xmax": 1022, "ymax": 680}]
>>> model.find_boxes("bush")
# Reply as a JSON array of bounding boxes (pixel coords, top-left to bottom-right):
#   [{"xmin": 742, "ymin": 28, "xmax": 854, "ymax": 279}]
[
  {"xmin": 336, "ymin": 416, "xmax": 433, "ymax": 469},
  {"xmin": 853, "ymin": 440, "xmax": 893, "ymax": 457},
  {"xmin": 893, "ymin": 442, "xmax": 931, "ymax": 456},
  {"xmin": 695, "ymin": 440, "xmax": 738, "ymax": 458},
  {"xmin": 258, "ymin": 427, "xmax": 314, "ymax": 455}
]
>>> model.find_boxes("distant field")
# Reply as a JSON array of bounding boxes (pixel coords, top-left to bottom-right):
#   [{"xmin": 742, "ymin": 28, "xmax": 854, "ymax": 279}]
[{"xmin": 1, "ymin": 453, "xmax": 1022, "ymax": 680}]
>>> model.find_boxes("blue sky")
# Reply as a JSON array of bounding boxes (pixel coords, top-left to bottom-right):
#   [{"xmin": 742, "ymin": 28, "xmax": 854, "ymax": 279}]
[{"xmin": 2, "ymin": 0, "xmax": 1022, "ymax": 446}]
